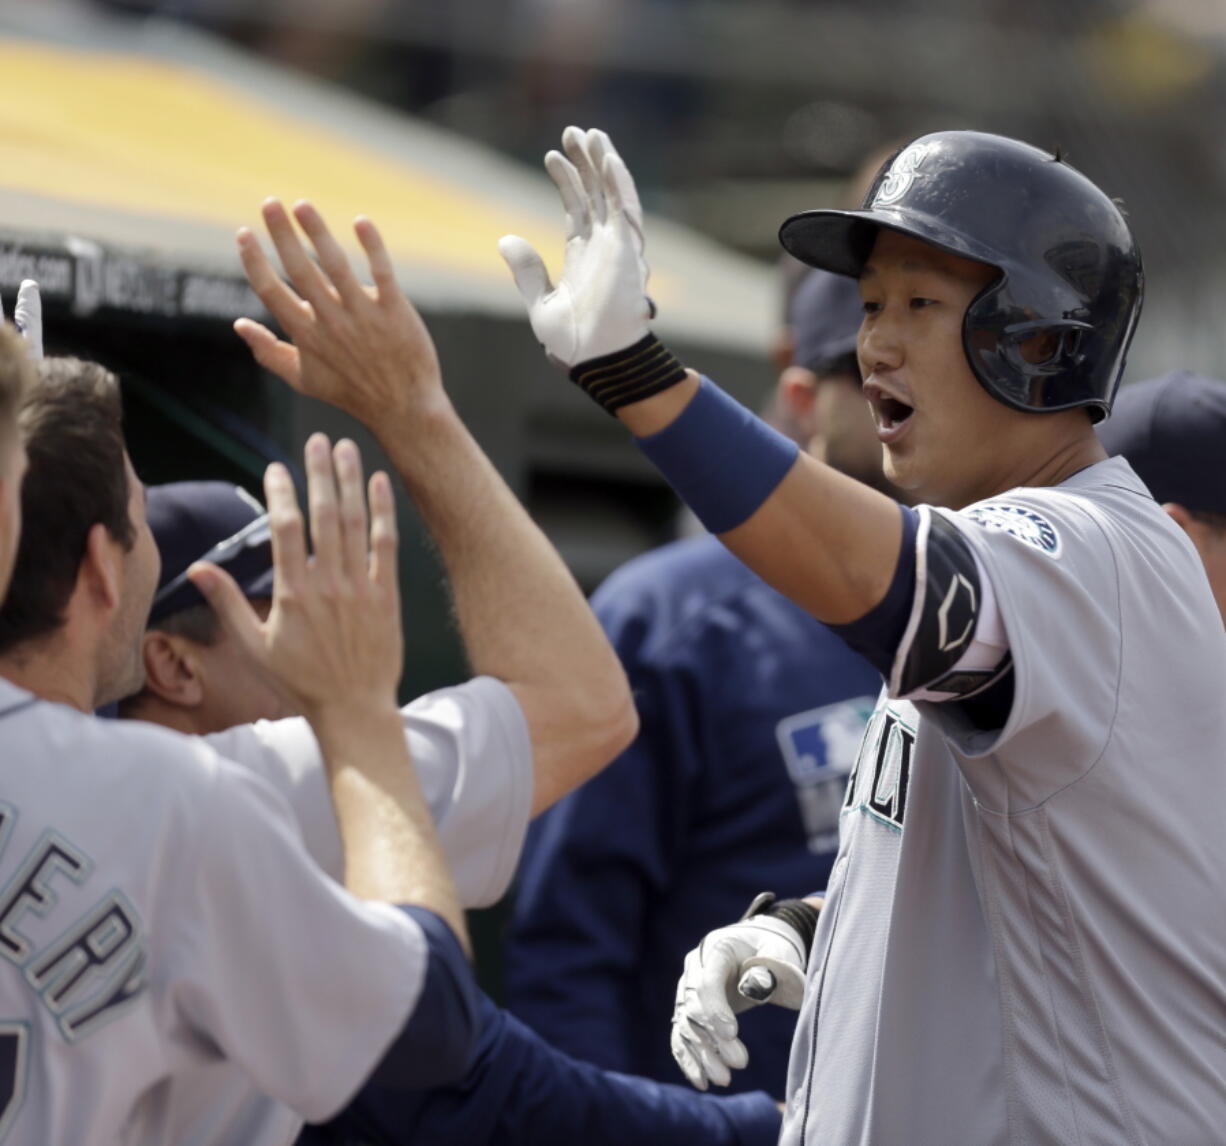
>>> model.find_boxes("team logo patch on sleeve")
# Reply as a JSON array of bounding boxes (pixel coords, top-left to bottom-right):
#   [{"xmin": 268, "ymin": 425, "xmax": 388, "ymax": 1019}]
[{"xmin": 964, "ymin": 502, "xmax": 1061, "ymax": 557}]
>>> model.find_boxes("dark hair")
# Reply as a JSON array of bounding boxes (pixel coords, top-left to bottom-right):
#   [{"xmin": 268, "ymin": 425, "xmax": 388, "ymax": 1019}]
[
  {"xmin": 0, "ymin": 326, "xmax": 33, "ymax": 447},
  {"xmin": 150, "ymin": 602, "xmax": 220, "ymax": 647},
  {"xmin": 0, "ymin": 358, "xmax": 134, "ymax": 654}
]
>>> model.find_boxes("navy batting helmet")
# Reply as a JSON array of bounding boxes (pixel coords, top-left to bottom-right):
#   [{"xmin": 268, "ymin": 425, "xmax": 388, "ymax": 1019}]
[{"xmin": 778, "ymin": 131, "xmax": 1144, "ymax": 423}]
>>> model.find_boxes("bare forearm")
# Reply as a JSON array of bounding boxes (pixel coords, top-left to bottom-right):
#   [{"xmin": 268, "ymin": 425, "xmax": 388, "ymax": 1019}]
[
  {"xmin": 375, "ymin": 402, "xmax": 637, "ymax": 812},
  {"xmin": 619, "ymin": 370, "xmax": 902, "ymax": 623},
  {"xmin": 310, "ymin": 704, "xmax": 470, "ymax": 953}
]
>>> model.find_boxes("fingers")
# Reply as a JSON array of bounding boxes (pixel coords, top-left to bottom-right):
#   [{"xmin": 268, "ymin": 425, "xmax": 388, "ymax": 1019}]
[
  {"xmin": 545, "ymin": 150, "xmax": 590, "ymax": 242},
  {"xmin": 561, "ymin": 124, "xmax": 606, "ymax": 224},
  {"xmin": 237, "ymin": 227, "xmax": 310, "ymax": 334},
  {"xmin": 497, "ymin": 236, "xmax": 552, "ymax": 307},
  {"xmin": 233, "ymin": 318, "xmax": 302, "ymax": 386},
  {"xmin": 264, "ymin": 461, "xmax": 308, "ymax": 598},
  {"xmin": 353, "ymin": 216, "xmax": 400, "ymax": 303},
  {"xmin": 188, "ymin": 563, "xmax": 264, "ymax": 658},
  {"xmin": 304, "ymin": 433, "xmax": 341, "ymax": 586},
  {"xmin": 333, "ymin": 439, "xmax": 368, "ymax": 581},
  {"xmin": 688, "ymin": 938, "xmax": 743, "ymax": 1042},
  {"xmin": 671, "ymin": 1023, "xmax": 710, "ymax": 1091},
  {"xmin": 368, "ymin": 471, "xmax": 399, "ymax": 596},
  {"xmin": 601, "ymin": 152, "xmax": 647, "ymax": 255},
  {"xmin": 292, "ymin": 202, "xmax": 368, "ymax": 309},
  {"xmin": 671, "ymin": 1014, "xmax": 744, "ymax": 1089},
  {"xmin": 261, "ymin": 198, "xmax": 337, "ymax": 314},
  {"xmin": 14, "ymin": 280, "xmax": 43, "ymax": 358},
  {"xmin": 590, "ymin": 130, "xmax": 643, "ymax": 230}
]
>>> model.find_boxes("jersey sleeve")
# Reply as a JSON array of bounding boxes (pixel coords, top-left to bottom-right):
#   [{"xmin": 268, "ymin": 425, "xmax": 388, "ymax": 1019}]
[
  {"xmin": 918, "ymin": 490, "xmax": 1123, "ymax": 785},
  {"xmin": 203, "ymin": 675, "xmax": 533, "ymax": 907},
  {"xmin": 168, "ymin": 749, "xmax": 431, "ymax": 1123}
]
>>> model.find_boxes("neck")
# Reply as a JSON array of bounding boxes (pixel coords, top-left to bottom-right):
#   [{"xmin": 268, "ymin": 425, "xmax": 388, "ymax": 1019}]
[
  {"xmin": 117, "ymin": 694, "xmax": 203, "ymax": 735},
  {"xmin": 947, "ymin": 422, "xmax": 1107, "ymax": 510},
  {"xmin": 0, "ymin": 634, "xmax": 99, "ymax": 713}
]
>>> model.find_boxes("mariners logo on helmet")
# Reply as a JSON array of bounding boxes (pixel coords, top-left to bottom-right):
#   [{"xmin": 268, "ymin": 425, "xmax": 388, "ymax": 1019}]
[{"xmin": 873, "ymin": 143, "xmax": 931, "ymax": 207}]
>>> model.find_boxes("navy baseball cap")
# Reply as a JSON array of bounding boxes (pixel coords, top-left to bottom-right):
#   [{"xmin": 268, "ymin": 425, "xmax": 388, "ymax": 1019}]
[
  {"xmin": 147, "ymin": 481, "xmax": 273, "ymax": 625},
  {"xmin": 1097, "ymin": 372, "xmax": 1226, "ymax": 514},
  {"xmin": 790, "ymin": 267, "xmax": 863, "ymax": 376}
]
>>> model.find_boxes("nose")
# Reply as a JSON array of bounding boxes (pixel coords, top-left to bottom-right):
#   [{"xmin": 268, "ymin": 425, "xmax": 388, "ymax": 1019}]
[{"xmin": 858, "ymin": 310, "xmax": 904, "ymax": 377}]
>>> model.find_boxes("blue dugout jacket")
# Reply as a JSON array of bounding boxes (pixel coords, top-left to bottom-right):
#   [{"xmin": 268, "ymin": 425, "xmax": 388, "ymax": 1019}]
[
  {"xmin": 506, "ymin": 535, "xmax": 881, "ymax": 1096},
  {"xmin": 301, "ymin": 993, "xmax": 780, "ymax": 1145}
]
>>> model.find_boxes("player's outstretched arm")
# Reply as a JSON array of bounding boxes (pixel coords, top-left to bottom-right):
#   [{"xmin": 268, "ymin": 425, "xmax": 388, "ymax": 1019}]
[
  {"xmin": 501, "ymin": 127, "xmax": 902, "ymax": 625},
  {"xmin": 189, "ymin": 434, "xmax": 468, "ymax": 951},
  {"xmin": 234, "ymin": 201, "xmax": 637, "ymax": 815}
]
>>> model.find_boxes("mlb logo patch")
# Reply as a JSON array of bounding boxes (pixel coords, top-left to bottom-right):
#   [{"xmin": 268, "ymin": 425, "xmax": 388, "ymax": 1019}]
[{"xmin": 776, "ymin": 697, "xmax": 875, "ymax": 854}]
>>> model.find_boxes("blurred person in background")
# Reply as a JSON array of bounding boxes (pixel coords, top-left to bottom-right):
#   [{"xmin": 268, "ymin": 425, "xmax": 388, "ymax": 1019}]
[
  {"xmin": 1098, "ymin": 371, "xmax": 1226, "ymax": 623},
  {"xmin": 505, "ymin": 266, "xmax": 891, "ymax": 1096}
]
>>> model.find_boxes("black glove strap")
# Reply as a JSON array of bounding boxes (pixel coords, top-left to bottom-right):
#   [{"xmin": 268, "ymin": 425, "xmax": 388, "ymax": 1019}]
[
  {"xmin": 568, "ymin": 333, "xmax": 687, "ymax": 415},
  {"xmin": 741, "ymin": 891, "xmax": 821, "ymax": 958}
]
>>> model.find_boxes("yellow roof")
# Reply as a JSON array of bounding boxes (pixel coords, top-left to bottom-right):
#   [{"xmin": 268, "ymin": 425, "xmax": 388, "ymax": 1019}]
[{"xmin": 0, "ymin": 24, "xmax": 773, "ymax": 349}]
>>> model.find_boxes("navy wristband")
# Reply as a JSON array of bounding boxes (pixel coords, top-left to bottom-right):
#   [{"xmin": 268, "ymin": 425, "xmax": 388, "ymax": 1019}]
[{"xmin": 634, "ymin": 377, "xmax": 800, "ymax": 534}]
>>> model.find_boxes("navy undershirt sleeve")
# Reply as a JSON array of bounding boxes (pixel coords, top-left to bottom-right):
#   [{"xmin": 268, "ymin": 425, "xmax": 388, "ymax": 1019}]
[
  {"xmin": 827, "ymin": 505, "xmax": 919, "ymax": 678},
  {"xmin": 310, "ymin": 993, "xmax": 782, "ymax": 1146},
  {"xmin": 363, "ymin": 907, "xmax": 480, "ymax": 1091}
]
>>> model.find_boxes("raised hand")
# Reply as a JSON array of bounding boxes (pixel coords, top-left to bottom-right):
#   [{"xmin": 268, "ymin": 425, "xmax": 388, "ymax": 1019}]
[
  {"xmin": 1, "ymin": 280, "xmax": 43, "ymax": 359},
  {"xmin": 189, "ymin": 434, "xmax": 402, "ymax": 723},
  {"xmin": 235, "ymin": 201, "xmax": 443, "ymax": 425},
  {"xmin": 499, "ymin": 126, "xmax": 654, "ymax": 369}
]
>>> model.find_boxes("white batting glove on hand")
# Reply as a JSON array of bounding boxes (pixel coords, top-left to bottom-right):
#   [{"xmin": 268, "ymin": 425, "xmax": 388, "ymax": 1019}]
[
  {"xmin": 671, "ymin": 913, "xmax": 808, "ymax": 1091},
  {"xmin": 1, "ymin": 280, "xmax": 43, "ymax": 359},
  {"xmin": 499, "ymin": 126, "xmax": 654, "ymax": 369}
]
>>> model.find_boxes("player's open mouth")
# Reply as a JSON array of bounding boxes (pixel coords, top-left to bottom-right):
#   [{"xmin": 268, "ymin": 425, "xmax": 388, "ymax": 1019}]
[{"xmin": 863, "ymin": 382, "xmax": 915, "ymax": 444}]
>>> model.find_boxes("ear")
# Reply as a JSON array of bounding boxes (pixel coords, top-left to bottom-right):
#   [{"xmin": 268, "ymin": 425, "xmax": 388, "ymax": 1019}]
[
  {"xmin": 79, "ymin": 521, "xmax": 123, "ymax": 613},
  {"xmin": 1162, "ymin": 502, "xmax": 1195, "ymax": 535},
  {"xmin": 141, "ymin": 631, "xmax": 205, "ymax": 708},
  {"xmin": 776, "ymin": 365, "xmax": 819, "ymax": 433}
]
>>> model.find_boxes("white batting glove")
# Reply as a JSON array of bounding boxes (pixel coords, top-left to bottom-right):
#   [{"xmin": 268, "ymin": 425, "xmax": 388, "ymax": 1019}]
[
  {"xmin": 0, "ymin": 280, "xmax": 43, "ymax": 359},
  {"xmin": 670, "ymin": 913, "xmax": 808, "ymax": 1091},
  {"xmin": 499, "ymin": 125, "xmax": 653, "ymax": 369}
]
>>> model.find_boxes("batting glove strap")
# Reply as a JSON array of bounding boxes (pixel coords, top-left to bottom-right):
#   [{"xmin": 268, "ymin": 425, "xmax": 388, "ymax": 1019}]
[
  {"xmin": 744, "ymin": 892, "xmax": 821, "ymax": 959},
  {"xmin": 568, "ymin": 333, "xmax": 687, "ymax": 415}
]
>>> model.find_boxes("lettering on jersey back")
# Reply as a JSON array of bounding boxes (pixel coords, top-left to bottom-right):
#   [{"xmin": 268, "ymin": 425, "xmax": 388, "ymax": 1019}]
[
  {"xmin": 27, "ymin": 894, "xmax": 147, "ymax": 1041},
  {"xmin": 842, "ymin": 708, "xmax": 916, "ymax": 831},
  {"xmin": 0, "ymin": 808, "xmax": 148, "ymax": 1043},
  {"xmin": 0, "ymin": 833, "xmax": 90, "ymax": 964}
]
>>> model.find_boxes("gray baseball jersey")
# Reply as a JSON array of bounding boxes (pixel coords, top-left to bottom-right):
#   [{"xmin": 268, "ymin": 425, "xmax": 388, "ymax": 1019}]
[
  {"xmin": 168, "ymin": 675, "xmax": 534, "ymax": 1146},
  {"xmin": 781, "ymin": 457, "xmax": 1226, "ymax": 1146},
  {"xmin": 0, "ymin": 675, "xmax": 532, "ymax": 1145}
]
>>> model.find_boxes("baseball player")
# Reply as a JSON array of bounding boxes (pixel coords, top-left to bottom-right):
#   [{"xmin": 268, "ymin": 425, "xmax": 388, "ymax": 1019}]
[
  {"xmin": 130, "ymin": 478, "xmax": 783, "ymax": 1146},
  {"xmin": 505, "ymin": 267, "xmax": 882, "ymax": 1095},
  {"xmin": 0, "ymin": 369, "xmax": 482, "ymax": 1143},
  {"xmin": 0, "ymin": 209, "xmax": 637, "ymax": 1144},
  {"xmin": 502, "ymin": 126, "xmax": 1226, "ymax": 1143}
]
